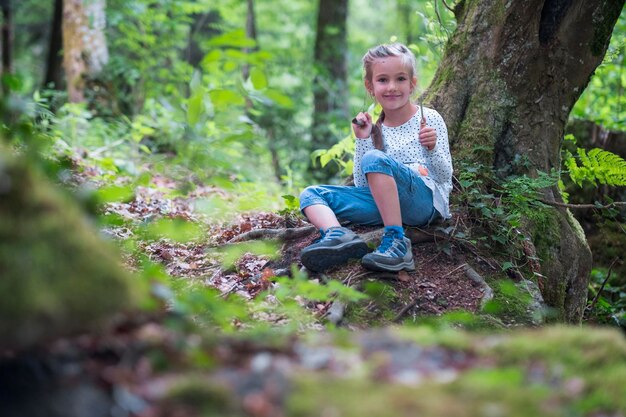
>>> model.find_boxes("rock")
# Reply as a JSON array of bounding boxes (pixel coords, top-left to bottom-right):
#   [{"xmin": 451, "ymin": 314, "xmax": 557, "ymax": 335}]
[{"xmin": 0, "ymin": 151, "xmax": 144, "ymax": 350}]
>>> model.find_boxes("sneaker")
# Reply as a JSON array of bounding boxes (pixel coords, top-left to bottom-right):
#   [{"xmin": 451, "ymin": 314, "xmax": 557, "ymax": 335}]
[
  {"xmin": 300, "ymin": 226, "xmax": 369, "ymax": 272},
  {"xmin": 361, "ymin": 230, "xmax": 415, "ymax": 272}
]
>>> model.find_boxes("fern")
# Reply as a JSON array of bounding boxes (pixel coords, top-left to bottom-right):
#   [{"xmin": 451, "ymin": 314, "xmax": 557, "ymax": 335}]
[{"xmin": 564, "ymin": 147, "xmax": 626, "ymax": 187}]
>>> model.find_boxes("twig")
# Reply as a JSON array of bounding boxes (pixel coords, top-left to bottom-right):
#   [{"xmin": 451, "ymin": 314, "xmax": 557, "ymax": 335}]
[
  {"xmin": 588, "ymin": 257, "xmax": 619, "ymax": 312},
  {"xmin": 440, "ymin": 263, "xmax": 467, "ymax": 279},
  {"xmin": 392, "ymin": 298, "xmax": 419, "ymax": 323},
  {"xmin": 227, "ymin": 225, "xmax": 316, "ymax": 244},
  {"xmin": 434, "ymin": 0, "xmax": 451, "ymax": 38},
  {"xmin": 440, "ymin": 0, "xmax": 454, "ymax": 12},
  {"xmin": 539, "ymin": 199, "xmax": 626, "ymax": 210}
]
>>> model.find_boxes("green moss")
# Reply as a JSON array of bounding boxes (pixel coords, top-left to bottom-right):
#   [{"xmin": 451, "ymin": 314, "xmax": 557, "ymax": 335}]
[
  {"xmin": 486, "ymin": 0, "xmax": 507, "ymax": 26},
  {"xmin": 528, "ymin": 209, "xmax": 560, "ymax": 265},
  {"xmin": 482, "ymin": 279, "xmax": 536, "ymax": 325},
  {"xmin": 165, "ymin": 377, "xmax": 243, "ymax": 417},
  {"xmin": 0, "ymin": 152, "xmax": 145, "ymax": 349},
  {"xmin": 344, "ymin": 281, "xmax": 402, "ymax": 326},
  {"xmin": 285, "ymin": 326, "xmax": 626, "ymax": 417}
]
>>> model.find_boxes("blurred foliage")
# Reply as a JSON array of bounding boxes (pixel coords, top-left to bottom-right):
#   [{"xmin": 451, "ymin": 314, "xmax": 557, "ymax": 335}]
[{"xmin": 571, "ymin": 7, "xmax": 625, "ymax": 132}]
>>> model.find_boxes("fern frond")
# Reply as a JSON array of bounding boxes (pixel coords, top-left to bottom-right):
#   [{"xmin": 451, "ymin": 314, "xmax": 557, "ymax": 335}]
[{"xmin": 565, "ymin": 147, "xmax": 626, "ymax": 187}]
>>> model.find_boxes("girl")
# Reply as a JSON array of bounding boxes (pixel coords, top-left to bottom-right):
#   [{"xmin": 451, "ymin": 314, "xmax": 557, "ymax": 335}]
[{"xmin": 299, "ymin": 42, "xmax": 452, "ymax": 273}]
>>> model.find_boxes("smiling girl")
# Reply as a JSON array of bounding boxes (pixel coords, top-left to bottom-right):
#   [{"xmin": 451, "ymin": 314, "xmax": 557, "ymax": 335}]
[{"xmin": 299, "ymin": 43, "xmax": 453, "ymax": 273}]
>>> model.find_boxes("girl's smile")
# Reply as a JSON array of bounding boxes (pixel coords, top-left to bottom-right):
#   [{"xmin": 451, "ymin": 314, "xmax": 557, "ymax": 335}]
[{"xmin": 366, "ymin": 56, "xmax": 417, "ymax": 125}]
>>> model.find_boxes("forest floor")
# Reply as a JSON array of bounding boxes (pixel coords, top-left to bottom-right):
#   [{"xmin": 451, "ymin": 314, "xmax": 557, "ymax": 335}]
[
  {"xmin": 100, "ymin": 172, "xmax": 498, "ymax": 328},
  {"xmin": 1, "ymin": 164, "xmax": 563, "ymax": 417}
]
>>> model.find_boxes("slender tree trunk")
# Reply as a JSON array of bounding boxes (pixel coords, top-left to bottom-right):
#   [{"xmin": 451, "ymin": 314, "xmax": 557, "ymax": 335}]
[
  {"xmin": 242, "ymin": 0, "xmax": 258, "ymax": 81},
  {"xmin": 311, "ymin": 0, "xmax": 349, "ymax": 170},
  {"xmin": 0, "ymin": 0, "xmax": 13, "ymax": 80},
  {"xmin": 62, "ymin": 0, "xmax": 109, "ymax": 102},
  {"xmin": 44, "ymin": 0, "xmax": 64, "ymax": 89},
  {"xmin": 428, "ymin": 0, "xmax": 624, "ymax": 322},
  {"xmin": 397, "ymin": 0, "xmax": 413, "ymax": 45}
]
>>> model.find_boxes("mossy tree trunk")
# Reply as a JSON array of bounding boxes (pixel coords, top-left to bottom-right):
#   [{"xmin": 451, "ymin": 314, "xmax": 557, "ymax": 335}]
[
  {"xmin": 427, "ymin": 0, "xmax": 624, "ymax": 322},
  {"xmin": 62, "ymin": 0, "xmax": 109, "ymax": 102}
]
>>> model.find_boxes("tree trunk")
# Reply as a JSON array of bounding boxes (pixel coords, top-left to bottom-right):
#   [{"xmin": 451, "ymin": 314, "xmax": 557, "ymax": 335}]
[
  {"xmin": 311, "ymin": 0, "xmax": 349, "ymax": 165},
  {"xmin": 242, "ymin": 0, "xmax": 258, "ymax": 81},
  {"xmin": 62, "ymin": 0, "xmax": 109, "ymax": 102},
  {"xmin": 0, "ymin": 0, "xmax": 13, "ymax": 79},
  {"xmin": 397, "ymin": 0, "xmax": 414, "ymax": 45},
  {"xmin": 44, "ymin": 0, "xmax": 64, "ymax": 89},
  {"xmin": 428, "ymin": 0, "xmax": 624, "ymax": 322}
]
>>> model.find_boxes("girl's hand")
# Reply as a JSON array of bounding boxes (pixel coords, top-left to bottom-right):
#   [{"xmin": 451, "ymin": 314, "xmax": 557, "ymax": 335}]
[
  {"xmin": 352, "ymin": 112, "xmax": 372, "ymax": 139},
  {"xmin": 419, "ymin": 122, "xmax": 437, "ymax": 151}
]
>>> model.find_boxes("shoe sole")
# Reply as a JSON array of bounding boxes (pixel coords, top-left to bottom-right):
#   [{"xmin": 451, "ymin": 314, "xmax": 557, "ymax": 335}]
[
  {"xmin": 300, "ymin": 240, "xmax": 369, "ymax": 272},
  {"xmin": 361, "ymin": 257, "xmax": 416, "ymax": 272}
]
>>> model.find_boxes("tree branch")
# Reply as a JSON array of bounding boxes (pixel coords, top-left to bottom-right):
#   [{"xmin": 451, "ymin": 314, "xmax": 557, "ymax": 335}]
[{"xmin": 539, "ymin": 199, "xmax": 626, "ymax": 210}]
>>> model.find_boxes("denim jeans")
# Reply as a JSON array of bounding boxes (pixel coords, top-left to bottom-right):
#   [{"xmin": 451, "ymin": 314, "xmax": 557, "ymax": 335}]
[{"xmin": 300, "ymin": 150, "xmax": 436, "ymax": 227}]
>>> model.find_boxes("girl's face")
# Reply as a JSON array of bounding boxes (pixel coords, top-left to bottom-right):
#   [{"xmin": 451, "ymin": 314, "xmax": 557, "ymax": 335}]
[{"xmin": 366, "ymin": 56, "xmax": 416, "ymax": 113}]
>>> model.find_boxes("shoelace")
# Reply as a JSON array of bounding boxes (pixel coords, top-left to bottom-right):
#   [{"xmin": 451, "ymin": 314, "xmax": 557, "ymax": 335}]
[
  {"xmin": 315, "ymin": 227, "xmax": 345, "ymax": 243},
  {"xmin": 376, "ymin": 231, "xmax": 398, "ymax": 254}
]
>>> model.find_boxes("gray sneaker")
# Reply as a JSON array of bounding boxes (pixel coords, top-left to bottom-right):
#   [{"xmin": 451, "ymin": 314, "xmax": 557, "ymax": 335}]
[
  {"xmin": 300, "ymin": 226, "xmax": 369, "ymax": 272},
  {"xmin": 361, "ymin": 231, "xmax": 415, "ymax": 272}
]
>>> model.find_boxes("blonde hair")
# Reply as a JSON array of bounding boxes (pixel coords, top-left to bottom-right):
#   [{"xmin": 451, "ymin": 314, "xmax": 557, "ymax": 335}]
[{"xmin": 362, "ymin": 43, "xmax": 418, "ymax": 150}]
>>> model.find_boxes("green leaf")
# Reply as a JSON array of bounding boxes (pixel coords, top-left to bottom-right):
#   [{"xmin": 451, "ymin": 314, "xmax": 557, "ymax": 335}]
[
  {"xmin": 95, "ymin": 185, "xmax": 135, "ymax": 203},
  {"xmin": 209, "ymin": 89, "xmax": 246, "ymax": 107},
  {"xmin": 264, "ymin": 89, "xmax": 294, "ymax": 108},
  {"xmin": 250, "ymin": 67, "xmax": 268, "ymax": 90},
  {"xmin": 187, "ymin": 92, "xmax": 204, "ymax": 125},
  {"xmin": 206, "ymin": 29, "xmax": 257, "ymax": 48},
  {"xmin": 143, "ymin": 218, "xmax": 204, "ymax": 242}
]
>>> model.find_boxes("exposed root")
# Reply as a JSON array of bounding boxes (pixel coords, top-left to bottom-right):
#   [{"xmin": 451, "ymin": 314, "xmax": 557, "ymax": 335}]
[
  {"xmin": 463, "ymin": 264, "xmax": 494, "ymax": 309},
  {"xmin": 227, "ymin": 225, "xmax": 317, "ymax": 244}
]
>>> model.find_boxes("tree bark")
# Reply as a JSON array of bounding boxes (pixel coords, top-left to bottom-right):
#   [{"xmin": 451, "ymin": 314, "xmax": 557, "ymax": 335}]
[
  {"xmin": 44, "ymin": 0, "xmax": 64, "ymax": 89},
  {"xmin": 0, "ymin": 0, "xmax": 13, "ymax": 79},
  {"xmin": 428, "ymin": 0, "xmax": 624, "ymax": 322},
  {"xmin": 311, "ymin": 0, "xmax": 349, "ymax": 165},
  {"xmin": 62, "ymin": 0, "xmax": 109, "ymax": 102}
]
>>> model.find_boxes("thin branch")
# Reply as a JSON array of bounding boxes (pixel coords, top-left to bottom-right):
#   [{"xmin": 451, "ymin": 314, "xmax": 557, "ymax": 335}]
[
  {"xmin": 440, "ymin": 0, "xmax": 454, "ymax": 12},
  {"xmin": 440, "ymin": 263, "xmax": 468, "ymax": 279},
  {"xmin": 434, "ymin": 0, "xmax": 451, "ymax": 39},
  {"xmin": 588, "ymin": 257, "xmax": 619, "ymax": 312},
  {"xmin": 392, "ymin": 298, "xmax": 419, "ymax": 323},
  {"xmin": 539, "ymin": 199, "xmax": 626, "ymax": 210}
]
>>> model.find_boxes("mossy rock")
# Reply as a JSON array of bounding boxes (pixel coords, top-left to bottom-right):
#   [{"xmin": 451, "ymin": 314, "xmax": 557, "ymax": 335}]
[
  {"xmin": 164, "ymin": 326, "xmax": 626, "ymax": 417},
  {"xmin": 0, "ymin": 152, "xmax": 144, "ymax": 350}
]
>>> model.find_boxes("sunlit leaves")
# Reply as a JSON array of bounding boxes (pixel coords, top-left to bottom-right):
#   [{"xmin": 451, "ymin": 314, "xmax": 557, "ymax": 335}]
[
  {"xmin": 205, "ymin": 28, "xmax": 257, "ymax": 49},
  {"xmin": 208, "ymin": 89, "xmax": 246, "ymax": 107},
  {"xmin": 564, "ymin": 147, "xmax": 626, "ymax": 187}
]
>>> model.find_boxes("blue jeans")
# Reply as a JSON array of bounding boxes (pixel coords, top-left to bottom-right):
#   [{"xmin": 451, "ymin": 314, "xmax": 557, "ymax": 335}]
[{"xmin": 300, "ymin": 150, "xmax": 436, "ymax": 227}]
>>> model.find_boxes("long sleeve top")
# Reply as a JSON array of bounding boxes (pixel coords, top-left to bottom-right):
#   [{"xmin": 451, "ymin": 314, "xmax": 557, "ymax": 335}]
[{"xmin": 353, "ymin": 107, "xmax": 453, "ymax": 219}]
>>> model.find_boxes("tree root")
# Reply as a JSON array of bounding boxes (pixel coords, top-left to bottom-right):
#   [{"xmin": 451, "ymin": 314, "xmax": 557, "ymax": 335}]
[
  {"xmin": 227, "ymin": 225, "xmax": 317, "ymax": 244},
  {"xmin": 463, "ymin": 264, "xmax": 494, "ymax": 309}
]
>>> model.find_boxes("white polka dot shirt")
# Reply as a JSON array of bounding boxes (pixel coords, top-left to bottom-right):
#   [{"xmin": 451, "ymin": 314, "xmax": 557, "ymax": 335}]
[{"xmin": 353, "ymin": 107, "xmax": 453, "ymax": 219}]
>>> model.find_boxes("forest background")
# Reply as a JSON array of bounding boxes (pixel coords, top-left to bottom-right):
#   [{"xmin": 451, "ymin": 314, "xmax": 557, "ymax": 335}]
[{"xmin": 1, "ymin": 0, "xmax": 626, "ymax": 414}]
